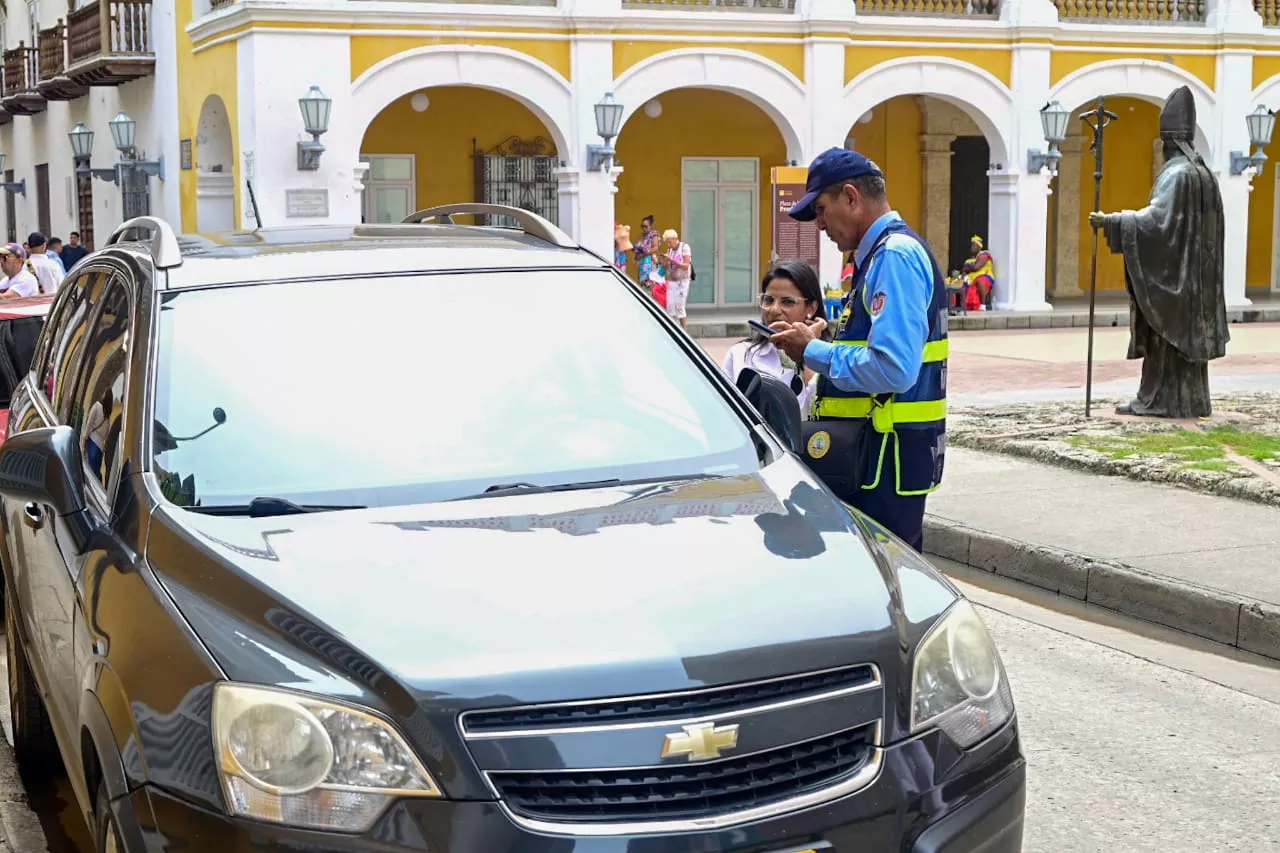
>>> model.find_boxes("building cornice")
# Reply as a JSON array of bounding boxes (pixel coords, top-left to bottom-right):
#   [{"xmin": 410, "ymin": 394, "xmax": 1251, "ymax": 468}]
[{"xmin": 186, "ymin": 0, "xmax": 1280, "ymax": 53}]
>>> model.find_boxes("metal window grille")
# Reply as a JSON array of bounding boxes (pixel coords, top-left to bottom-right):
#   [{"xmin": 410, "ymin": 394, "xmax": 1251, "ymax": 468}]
[{"xmin": 473, "ymin": 136, "xmax": 559, "ymax": 228}]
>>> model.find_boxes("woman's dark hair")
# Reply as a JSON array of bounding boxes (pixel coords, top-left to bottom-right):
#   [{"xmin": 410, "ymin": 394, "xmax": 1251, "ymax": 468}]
[{"xmin": 749, "ymin": 260, "xmax": 827, "ymax": 349}]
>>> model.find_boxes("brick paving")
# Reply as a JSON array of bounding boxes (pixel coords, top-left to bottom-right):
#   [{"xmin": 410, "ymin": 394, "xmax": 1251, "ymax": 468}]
[{"xmin": 698, "ymin": 323, "xmax": 1280, "ymax": 396}]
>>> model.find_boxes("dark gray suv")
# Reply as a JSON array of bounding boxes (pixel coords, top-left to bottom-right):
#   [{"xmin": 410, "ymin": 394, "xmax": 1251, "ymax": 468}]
[{"xmin": 0, "ymin": 205, "xmax": 1025, "ymax": 852}]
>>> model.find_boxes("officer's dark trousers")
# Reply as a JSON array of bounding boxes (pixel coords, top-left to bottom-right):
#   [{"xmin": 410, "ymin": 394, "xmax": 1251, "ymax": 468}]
[{"xmin": 839, "ymin": 434, "xmax": 928, "ymax": 552}]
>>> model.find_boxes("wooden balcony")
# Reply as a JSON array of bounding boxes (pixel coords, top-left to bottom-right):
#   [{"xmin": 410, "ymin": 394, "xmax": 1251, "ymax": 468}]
[
  {"xmin": 1053, "ymin": 0, "xmax": 1205, "ymax": 22},
  {"xmin": 66, "ymin": 0, "xmax": 154, "ymax": 87},
  {"xmin": 856, "ymin": 0, "xmax": 1000, "ymax": 14},
  {"xmin": 37, "ymin": 21, "xmax": 88, "ymax": 101},
  {"xmin": 2, "ymin": 45, "xmax": 47, "ymax": 116}
]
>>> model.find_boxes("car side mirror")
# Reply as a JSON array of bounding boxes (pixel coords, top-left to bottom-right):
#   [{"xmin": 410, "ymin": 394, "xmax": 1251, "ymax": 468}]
[
  {"xmin": 735, "ymin": 368, "xmax": 803, "ymax": 454},
  {"xmin": 0, "ymin": 424, "xmax": 87, "ymax": 517}
]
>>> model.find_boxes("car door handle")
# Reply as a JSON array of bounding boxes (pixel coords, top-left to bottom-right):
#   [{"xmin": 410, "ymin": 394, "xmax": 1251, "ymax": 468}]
[{"xmin": 22, "ymin": 502, "xmax": 44, "ymax": 531}]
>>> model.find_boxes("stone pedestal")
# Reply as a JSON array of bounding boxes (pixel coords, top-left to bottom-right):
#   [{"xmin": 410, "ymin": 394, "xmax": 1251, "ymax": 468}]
[
  {"xmin": 919, "ymin": 133, "xmax": 956, "ymax": 270},
  {"xmin": 1050, "ymin": 133, "xmax": 1086, "ymax": 298}
]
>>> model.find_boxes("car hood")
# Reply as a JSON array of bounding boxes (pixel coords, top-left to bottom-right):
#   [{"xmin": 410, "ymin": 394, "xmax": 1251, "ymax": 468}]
[{"xmin": 148, "ymin": 456, "xmax": 957, "ymax": 708}]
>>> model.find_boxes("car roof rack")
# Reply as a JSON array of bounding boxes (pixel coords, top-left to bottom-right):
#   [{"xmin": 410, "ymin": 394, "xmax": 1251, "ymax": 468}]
[
  {"xmin": 105, "ymin": 216, "xmax": 184, "ymax": 270},
  {"xmin": 401, "ymin": 203, "xmax": 578, "ymax": 249}
]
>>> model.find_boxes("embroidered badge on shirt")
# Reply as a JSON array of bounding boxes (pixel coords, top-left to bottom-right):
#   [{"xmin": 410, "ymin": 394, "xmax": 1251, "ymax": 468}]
[{"xmin": 870, "ymin": 292, "xmax": 886, "ymax": 315}]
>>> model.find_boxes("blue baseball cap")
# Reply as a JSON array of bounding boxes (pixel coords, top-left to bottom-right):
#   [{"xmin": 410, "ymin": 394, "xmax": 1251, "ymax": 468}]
[{"xmin": 788, "ymin": 147, "xmax": 884, "ymax": 223}]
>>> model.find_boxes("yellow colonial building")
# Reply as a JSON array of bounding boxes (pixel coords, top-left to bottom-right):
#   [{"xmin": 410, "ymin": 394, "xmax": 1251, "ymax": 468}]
[{"xmin": 162, "ymin": 0, "xmax": 1280, "ymax": 312}]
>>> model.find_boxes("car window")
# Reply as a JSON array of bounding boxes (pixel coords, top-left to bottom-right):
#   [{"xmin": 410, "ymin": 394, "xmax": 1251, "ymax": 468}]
[
  {"xmin": 69, "ymin": 278, "xmax": 129, "ymax": 493},
  {"xmin": 38, "ymin": 269, "xmax": 108, "ymax": 421},
  {"xmin": 151, "ymin": 270, "xmax": 759, "ymax": 509}
]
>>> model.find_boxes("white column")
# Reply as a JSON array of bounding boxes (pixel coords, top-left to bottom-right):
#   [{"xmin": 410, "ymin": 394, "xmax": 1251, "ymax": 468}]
[
  {"xmin": 1212, "ymin": 45, "xmax": 1260, "ymax": 307},
  {"xmin": 995, "ymin": 19, "xmax": 1056, "ymax": 311},
  {"xmin": 237, "ymin": 31, "xmax": 362, "ymax": 227},
  {"xmin": 559, "ymin": 0, "xmax": 621, "ymax": 258},
  {"xmin": 801, "ymin": 29, "xmax": 847, "ymax": 287}
]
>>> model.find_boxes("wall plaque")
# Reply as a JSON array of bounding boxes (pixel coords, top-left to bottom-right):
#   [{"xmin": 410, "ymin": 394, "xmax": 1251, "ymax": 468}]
[{"xmin": 286, "ymin": 188, "xmax": 329, "ymax": 218}]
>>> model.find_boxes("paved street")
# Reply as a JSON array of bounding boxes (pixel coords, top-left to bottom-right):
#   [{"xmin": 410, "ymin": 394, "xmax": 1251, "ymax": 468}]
[
  {"xmin": 1, "ymin": 576, "xmax": 1277, "ymax": 851},
  {"xmin": 699, "ymin": 322, "xmax": 1280, "ymax": 407}
]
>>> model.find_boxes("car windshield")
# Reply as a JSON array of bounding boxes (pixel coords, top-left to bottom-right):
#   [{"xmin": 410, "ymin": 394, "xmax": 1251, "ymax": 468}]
[{"xmin": 151, "ymin": 269, "xmax": 759, "ymax": 509}]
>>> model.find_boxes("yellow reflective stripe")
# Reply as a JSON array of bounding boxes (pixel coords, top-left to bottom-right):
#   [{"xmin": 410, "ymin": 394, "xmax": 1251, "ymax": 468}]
[
  {"xmin": 830, "ymin": 338, "xmax": 949, "ymax": 362},
  {"xmin": 811, "ymin": 397, "xmax": 946, "ymax": 423}
]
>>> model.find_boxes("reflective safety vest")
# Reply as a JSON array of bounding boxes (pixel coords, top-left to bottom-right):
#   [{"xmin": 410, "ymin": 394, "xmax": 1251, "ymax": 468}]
[{"xmin": 810, "ymin": 220, "xmax": 948, "ymax": 496}]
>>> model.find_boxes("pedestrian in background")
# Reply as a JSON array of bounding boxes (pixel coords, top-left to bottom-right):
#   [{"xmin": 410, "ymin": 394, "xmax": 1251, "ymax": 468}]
[
  {"xmin": 768, "ymin": 147, "xmax": 949, "ymax": 551},
  {"xmin": 660, "ymin": 228, "xmax": 692, "ymax": 329}
]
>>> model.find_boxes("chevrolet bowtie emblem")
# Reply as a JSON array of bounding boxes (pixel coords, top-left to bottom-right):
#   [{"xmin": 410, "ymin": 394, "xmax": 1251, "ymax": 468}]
[{"xmin": 661, "ymin": 722, "xmax": 740, "ymax": 762}]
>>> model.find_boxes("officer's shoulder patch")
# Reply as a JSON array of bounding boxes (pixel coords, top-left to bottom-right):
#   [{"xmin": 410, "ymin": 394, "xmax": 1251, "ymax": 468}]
[{"xmin": 870, "ymin": 291, "xmax": 886, "ymax": 315}]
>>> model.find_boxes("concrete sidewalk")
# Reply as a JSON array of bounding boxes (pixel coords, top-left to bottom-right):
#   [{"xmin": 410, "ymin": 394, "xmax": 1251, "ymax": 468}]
[{"xmin": 925, "ymin": 448, "xmax": 1280, "ymax": 662}]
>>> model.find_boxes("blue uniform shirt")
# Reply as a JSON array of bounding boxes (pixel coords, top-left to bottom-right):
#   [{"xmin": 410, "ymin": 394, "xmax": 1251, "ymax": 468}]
[{"xmin": 803, "ymin": 211, "xmax": 935, "ymax": 396}]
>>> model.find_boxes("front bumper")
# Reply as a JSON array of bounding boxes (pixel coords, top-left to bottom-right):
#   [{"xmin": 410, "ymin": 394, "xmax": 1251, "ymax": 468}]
[{"xmin": 122, "ymin": 719, "xmax": 1024, "ymax": 853}]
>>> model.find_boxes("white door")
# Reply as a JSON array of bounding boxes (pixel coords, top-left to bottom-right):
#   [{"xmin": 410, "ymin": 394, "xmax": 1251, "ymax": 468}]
[
  {"xmin": 361, "ymin": 155, "xmax": 416, "ymax": 223},
  {"xmin": 681, "ymin": 158, "xmax": 759, "ymax": 308}
]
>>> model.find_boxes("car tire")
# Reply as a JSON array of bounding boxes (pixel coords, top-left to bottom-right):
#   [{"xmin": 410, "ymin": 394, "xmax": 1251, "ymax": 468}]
[
  {"xmin": 95, "ymin": 779, "xmax": 126, "ymax": 853},
  {"xmin": 4, "ymin": 590, "xmax": 58, "ymax": 775}
]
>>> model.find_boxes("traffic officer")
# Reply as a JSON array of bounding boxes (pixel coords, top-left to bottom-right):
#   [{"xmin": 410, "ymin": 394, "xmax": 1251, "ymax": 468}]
[{"xmin": 769, "ymin": 147, "xmax": 948, "ymax": 551}]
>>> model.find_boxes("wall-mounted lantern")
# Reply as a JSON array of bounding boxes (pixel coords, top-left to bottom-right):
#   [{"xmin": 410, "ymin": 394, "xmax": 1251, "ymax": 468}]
[
  {"xmin": 0, "ymin": 153, "xmax": 24, "ymax": 196},
  {"xmin": 1229, "ymin": 104, "xmax": 1276, "ymax": 177},
  {"xmin": 1027, "ymin": 100, "xmax": 1070, "ymax": 176},
  {"xmin": 586, "ymin": 92, "xmax": 624, "ymax": 172},
  {"xmin": 297, "ymin": 85, "xmax": 332, "ymax": 171},
  {"xmin": 108, "ymin": 112, "xmax": 166, "ymax": 181},
  {"xmin": 68, "ymin": 122, "xmax": 121, "ymax": 183}
]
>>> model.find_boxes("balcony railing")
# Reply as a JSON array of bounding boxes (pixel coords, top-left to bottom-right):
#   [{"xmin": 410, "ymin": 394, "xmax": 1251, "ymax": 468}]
[
  {"xmin": 1054, "ymin": 0, "xmax": 1205, "ymax": 21},
  {"xmin": 1, "ymin": 44, "xmax": 47, "ymax": 115},
  {"xmin": 67, "ymin": 0, "xmax": 155, "ymax": 85},
  {"xmin": 1258, "ymin": 0, "xmax": 1279, "ymax": 25},
  {"xmin": 624, "ymin": 0, "xmax": 795, "ymax": 7},
  {"xmin": 37, "ymin": 21, "xmax": 87, "ymax": 100},
  {"xmin": 856, "ymin": 0, "xmax": 1000, "ymax": 14}
]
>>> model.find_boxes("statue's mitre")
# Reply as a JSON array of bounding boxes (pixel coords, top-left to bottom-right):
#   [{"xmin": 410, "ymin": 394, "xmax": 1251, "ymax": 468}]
[{"xmin": 1159, "ymin": 85, "xmax": 1196, "ymax": 142}]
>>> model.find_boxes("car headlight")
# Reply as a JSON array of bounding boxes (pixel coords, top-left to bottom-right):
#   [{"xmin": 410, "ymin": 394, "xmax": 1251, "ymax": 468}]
[
  {"xmin": 211, "ymin": 682, "xmax": 442, "ymax": 832},
  {"xmin": 910, "ymin": 598, "xmax": 1015, "ymax": 748}
]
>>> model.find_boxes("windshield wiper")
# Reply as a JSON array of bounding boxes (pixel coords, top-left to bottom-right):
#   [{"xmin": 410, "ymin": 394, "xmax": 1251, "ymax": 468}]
[
  {"xmin": 476, "ymin": 479, "xmax": 623, "ymax": 498},
  {"xmin": 188, "ymin": 497, "xmax": 366, "ymax": 517}
]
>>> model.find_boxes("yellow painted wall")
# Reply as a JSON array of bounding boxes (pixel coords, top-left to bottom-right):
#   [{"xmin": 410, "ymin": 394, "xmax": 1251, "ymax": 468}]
[
  {"xmin": 844, "ymin": 97, "xmax": 923, "ymax": 234},
  {"xmin": 613, "ymin": 41, "xmax": 804, "ymax": 83},
  {"xmin": 360, "ymin": 87, "xmax": 554, "ymax": 224},
  {"xmin": 1254, "ymin": 58, "xmax": 1280, "ymax": 91},
  {"xmin": 845, "ymin": 45, "xmax": 1011, "ymax": 88},
  {"xmin": 614, "ymin": 89, "xmax": 785, "ymax": 289},
  {"xmin": 1074, "ymin": 97, "xmax": 1159, "ymax": 292},
  {"xmin": 180, "ymin": 24, "xmax": 239, "ymax": 231},
  {"xmin": 1051, "ymin": 52, "xmax": 1214, "ymax": 92},
  {"xmin": 1246, "ymin": 133, "xmax": 1280, "ymax": 289},
  {"xmin": 351, "ymin": 35, "xmax": 572, "ymax": 83}
]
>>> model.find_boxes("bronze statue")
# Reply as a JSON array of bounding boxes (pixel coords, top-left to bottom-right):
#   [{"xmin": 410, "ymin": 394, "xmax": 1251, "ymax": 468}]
[{"xmin": 1088, "ymin": 85, "xmax": 1229, "ymax": 419}]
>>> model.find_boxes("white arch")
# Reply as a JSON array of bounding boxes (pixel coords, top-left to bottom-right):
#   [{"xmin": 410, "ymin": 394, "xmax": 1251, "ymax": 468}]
[
  {"xmin": 1249, "ymin": 73, "xmax": 1280, "ymax": 116},
  {"xmin": 1050, "ymin": 59, "xmax": 1215, "ymax": 157},
  {"xmin": 841, "ymin": 57, "xmax": 1014, "ymax": 165},
  {"xmin": 196, "ymin": 94, "xmax": 235, "ymax": 232},
  {"xmin": 611, "ymin": 49, "xmax": 807, "ymax": 159},
  {"xmin": 351, "ymin": 45, "xmax": 573, "ymax": 157}
]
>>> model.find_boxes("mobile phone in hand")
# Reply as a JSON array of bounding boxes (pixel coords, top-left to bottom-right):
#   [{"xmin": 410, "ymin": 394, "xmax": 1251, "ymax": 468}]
[{"xmin": 748, "ymin": 319, "xmax": 778, "ymax": 336}]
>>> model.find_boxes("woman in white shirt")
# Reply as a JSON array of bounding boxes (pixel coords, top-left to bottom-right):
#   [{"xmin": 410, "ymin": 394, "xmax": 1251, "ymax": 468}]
[{"xmin": 721, "ymin": 259, "xmax": 827, "ymax": 419}]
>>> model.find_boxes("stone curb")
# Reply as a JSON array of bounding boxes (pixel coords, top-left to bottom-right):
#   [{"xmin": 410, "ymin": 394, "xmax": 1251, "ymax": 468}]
[
  {"xmin": 687, "ymin": 304, "xmax": 1280, "ymax": 339},
  {"xmin": 924, "ymin": 515, "xmax": 1280, "ymax": 663},
  {"xmin": 947, "ymin": 434, "xmax": 1280, "ymax": 508}
]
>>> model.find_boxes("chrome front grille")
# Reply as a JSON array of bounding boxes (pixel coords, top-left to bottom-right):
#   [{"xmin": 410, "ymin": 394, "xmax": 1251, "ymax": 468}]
[
  {"xmin": 488, "ymin": 723, "xmax": 877, "ymax": 824},
  {"xmin": 460, "ymin": 664, "xmax": 885, "ymax": 834},
  {"xmin": 461, "ymin": 663, "xmax": 877, "ymax": 733}
]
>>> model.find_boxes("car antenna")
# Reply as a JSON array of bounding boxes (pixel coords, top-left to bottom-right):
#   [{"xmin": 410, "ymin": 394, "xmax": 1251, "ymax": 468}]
[{"xmin": 246, "ymin": 177, "xmax": 264, "ymax": 231}]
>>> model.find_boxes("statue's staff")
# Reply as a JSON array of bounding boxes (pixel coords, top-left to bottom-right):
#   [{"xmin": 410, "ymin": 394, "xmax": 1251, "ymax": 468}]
[{"xmin": 1080, "ymin": 97, "xmax": 1117, "ymax": 418}]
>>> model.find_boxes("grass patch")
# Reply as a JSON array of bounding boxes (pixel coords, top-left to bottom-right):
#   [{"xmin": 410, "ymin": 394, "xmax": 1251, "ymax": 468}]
[
  {"xmin": 1186, "ymin": 460, "xmax": 1235, "ymax": 472},
  {"xmin": 1067, "ymin": 426, "xmax": 1280, "ymax": 467}
]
